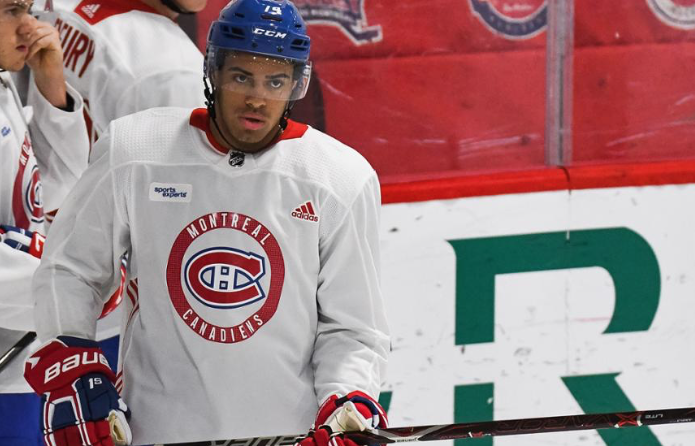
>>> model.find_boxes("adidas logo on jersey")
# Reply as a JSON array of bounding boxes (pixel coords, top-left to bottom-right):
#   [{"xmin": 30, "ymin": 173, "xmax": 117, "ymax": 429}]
[
  {"xmin": 292, "ymin": 201, "xmax": 319, "ymax": 222},
  {"xmin": 1, "ymin": 126, "xmax": 10, "ymax": 137},
  {"xmin": 80, "ymin": 3, "xmax": 101, "ymax": 18}
]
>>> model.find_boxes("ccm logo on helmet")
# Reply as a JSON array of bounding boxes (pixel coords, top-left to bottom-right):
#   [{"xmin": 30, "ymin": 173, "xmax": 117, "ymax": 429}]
[
  {"xmin": 44, "ymin": 352, "xmax": 110, "ymax": 384},
  {"xmin": 253, "ymin": 27, "xmax": 287, "ymax": 39}
]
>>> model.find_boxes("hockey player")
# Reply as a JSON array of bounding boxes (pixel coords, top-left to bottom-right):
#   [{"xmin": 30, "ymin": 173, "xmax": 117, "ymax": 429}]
[
  {"xmin": 0, "ymin": 1, "xmax": 89, "ymax": 445},
  {"xmin": 37, "ymin": 0, "xmax": 207, "ymax": 146},
  {"xmin": 24, "ymin": 0, "xmax": 389, "ymax": 445}
]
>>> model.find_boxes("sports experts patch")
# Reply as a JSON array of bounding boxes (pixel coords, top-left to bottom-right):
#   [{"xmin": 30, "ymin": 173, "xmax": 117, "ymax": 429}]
[{"xmin": 149, "ymin": 183, "xmax": 192, "ymax": 202}]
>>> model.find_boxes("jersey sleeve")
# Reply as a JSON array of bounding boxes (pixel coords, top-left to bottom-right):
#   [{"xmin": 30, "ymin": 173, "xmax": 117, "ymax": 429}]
[
  {"xmin": 312, "ymin": 173, "xmax": 390, "ymax": 404},
  {"xmin": 114, "ymin": 70, "xmax": 206, "ymax": 119},
  {"xmin": 0, "ymin": 245, "xmax": 40, "ymax": 331},
  {"xmin": 32, "ymin": 127, "xmax": 131, "ymax": 341},
  {"xmin": 26, "ymin": 78, "xmax": 89, "ymax": 217}
]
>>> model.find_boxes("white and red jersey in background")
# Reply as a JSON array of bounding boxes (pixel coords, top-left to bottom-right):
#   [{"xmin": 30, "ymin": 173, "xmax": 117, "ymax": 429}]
[
  {"xmin": 38, "ymin": 0, "xmax": 206, "ymax": 146},
  {"xmin": 0, "ymin": 70, "xmax": 88, "ymax": 392}
]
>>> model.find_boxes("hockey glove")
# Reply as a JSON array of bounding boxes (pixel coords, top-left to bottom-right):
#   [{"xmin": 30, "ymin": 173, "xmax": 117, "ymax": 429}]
[
  {"xmin": 0, "ymin": 224, "xmax": 45, "ymax": 258},
  {"xmin": 24, "ymin": 336, "xmax": 132, "ymax": 446},
  {"xmin": 298, "ymin": 391, "xmax": 388, "ymax": 446},
  {"xmin": 298, "ymin": 426, "xmax": 359, "ymax": 446}
]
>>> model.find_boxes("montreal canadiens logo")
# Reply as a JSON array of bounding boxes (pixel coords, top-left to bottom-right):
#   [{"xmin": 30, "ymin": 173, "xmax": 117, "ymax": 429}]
[
  {"xmin": 469, "ymin": 0, "xmax": 547, "ymax": 39},
  {"xmin": 167, "ymin": 212, "xmax": 285, "ymax": 343},
  {"xmin": 647, "ymin": 0, "xmax": 695, "ymax": 29},
  {"xmin": 26, "ymin": 165, "xmax": 44, "ymax": 224},
  {"xmin": 184, "ymin": 247, "xmax": 266, "ymax": 309},
  {"xmin": 294, "ymin": 0, "xmax": 382, "ymax": 44}
]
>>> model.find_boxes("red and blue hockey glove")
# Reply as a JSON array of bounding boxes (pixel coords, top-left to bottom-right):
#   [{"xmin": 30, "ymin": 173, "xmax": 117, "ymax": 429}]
[
  {"xmin": 0, "ymin": 224, "xmax": 45, "ymax": 258},
  {"xmin": 298, "ymin": 391, "xmax": 388, "ymax": 446},
  {"xmin": 24, "ymin": 336, "xmax": 132, "ymax": 446}
]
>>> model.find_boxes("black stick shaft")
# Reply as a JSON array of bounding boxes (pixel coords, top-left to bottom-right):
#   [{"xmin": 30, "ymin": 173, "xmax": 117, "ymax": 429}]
[
  {"xmin": 159, "ymin": 406, "xmax": 695, "ymax": 446},
  {"xmin": 353, "ymin": 406, "xmax": 695, "ymax": 443},
  {"xmin": 0, "ymin": 331, "xmax": 36, "ymax": 374}
]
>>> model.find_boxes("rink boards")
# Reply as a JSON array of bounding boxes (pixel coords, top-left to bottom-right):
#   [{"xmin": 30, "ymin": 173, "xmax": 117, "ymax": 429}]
[{"xmin": 379, "ymin": 178, "xmax": 695, "ymax": 446}]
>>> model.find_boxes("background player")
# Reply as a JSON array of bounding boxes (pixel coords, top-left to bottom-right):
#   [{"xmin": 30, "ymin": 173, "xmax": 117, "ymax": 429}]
[
  {"xmin": 37, "ymin": 0, "xmax": 208, "ymax": 145},
  {"xmin": 24, "ymin": 0, "xmax": 389, "ymax": 445},
  {"xmin": 0, "ymin": 1, "xmax": 89, "ymax": 445}
]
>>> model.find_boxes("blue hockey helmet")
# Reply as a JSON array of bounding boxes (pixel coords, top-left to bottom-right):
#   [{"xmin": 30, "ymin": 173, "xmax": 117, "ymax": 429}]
[{"xmin": 205, "ymin": 0, "xmax": 312, "ymax": 101}]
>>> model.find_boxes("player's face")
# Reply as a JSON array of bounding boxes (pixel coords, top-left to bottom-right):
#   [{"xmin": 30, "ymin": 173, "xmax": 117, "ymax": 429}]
[
  {"xmin": 0, "ymin": 0, "xmax": 34, "ymax": 71},
  {"xmin": 214, "ymin": 52, "xmax": 294, "ymax": 152}
]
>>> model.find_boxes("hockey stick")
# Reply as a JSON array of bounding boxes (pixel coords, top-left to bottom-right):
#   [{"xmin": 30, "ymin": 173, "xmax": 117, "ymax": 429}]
[
  {"xmin": 159, "ymin": 405, "xmax": 695, "ymax": 446},
  {"xmin": 0, "ymin": 331, "xmax": 36, "ymax": 374}
]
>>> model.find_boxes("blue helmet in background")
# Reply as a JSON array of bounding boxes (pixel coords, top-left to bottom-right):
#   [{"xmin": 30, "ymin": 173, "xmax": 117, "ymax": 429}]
[{"xmin": 204, "ymin": 0, "xmax": 312, "ymax": 104}]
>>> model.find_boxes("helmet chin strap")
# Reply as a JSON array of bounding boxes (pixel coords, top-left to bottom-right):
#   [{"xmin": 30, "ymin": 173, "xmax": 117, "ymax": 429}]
[
  {"xmin": 161, "ymin": 0, "xmax": 195, "ymax": 15},
  {"xmin": 280, "ymin": 101, "xmax": 297, "ymax": 130},
  {"xmin": 210, "ymin": 110, "xmax": 240, "ymax": 151},
  {"xmin": 204, "ymin": 75, "xmax": 242, "ymax": 150}
]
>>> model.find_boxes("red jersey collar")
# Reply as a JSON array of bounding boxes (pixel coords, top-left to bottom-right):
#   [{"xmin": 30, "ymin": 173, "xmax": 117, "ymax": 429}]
[{"xmin": 189, "ymin": 108, "xmax": 308, "ymax": 156}]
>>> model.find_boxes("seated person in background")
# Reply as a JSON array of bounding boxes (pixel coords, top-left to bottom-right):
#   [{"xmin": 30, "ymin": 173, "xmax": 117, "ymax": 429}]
[{"xmin": 36, "ymin": 0, "xmax": 208, "ymax": 146}]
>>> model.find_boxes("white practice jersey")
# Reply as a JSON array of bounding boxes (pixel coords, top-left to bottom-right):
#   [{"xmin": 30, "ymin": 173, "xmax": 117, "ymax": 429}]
[
  {"xmin": 0, "ymin": 71, "xmax": 88, "ymax": 392},
  {"xmin": 0, "ymin": 70, "xmax": 88, "ymax": 332},
  {"xmin": 38, "ymin": 0, "xmax": 205, "ymax": 146},
  {"xmin": 34, "ymin": 107, "xmax": 390, "ymax": 444}
]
